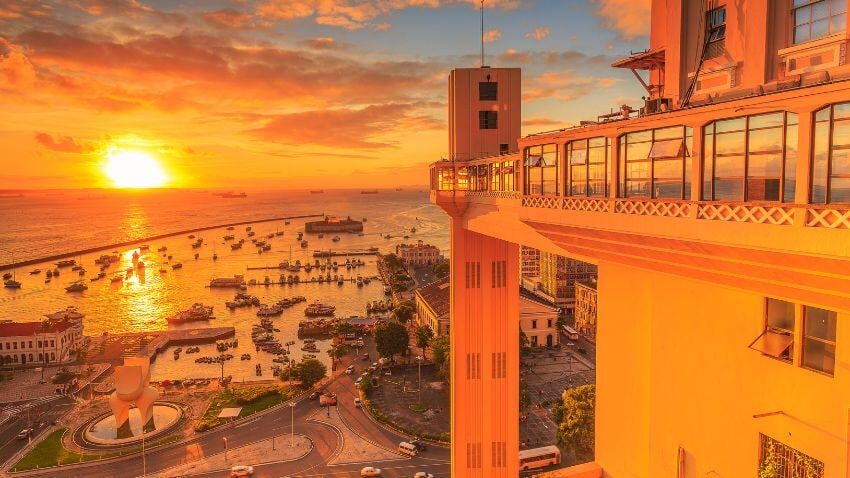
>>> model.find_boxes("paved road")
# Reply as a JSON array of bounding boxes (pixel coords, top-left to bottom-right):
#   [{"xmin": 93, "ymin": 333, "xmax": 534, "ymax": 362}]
[
  {"xmin": 14, "ymin": 353, "xmax": 449, "ymax": 478},
  {"xmin": 0, "ymin": 396, "xmax": 74, "ymax": 467}
]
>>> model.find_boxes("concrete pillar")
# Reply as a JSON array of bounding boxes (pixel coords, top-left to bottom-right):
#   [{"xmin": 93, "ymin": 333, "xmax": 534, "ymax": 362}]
[{"xmin": 450, "ymin": 218, "xmax": 520, "ymax": 478}]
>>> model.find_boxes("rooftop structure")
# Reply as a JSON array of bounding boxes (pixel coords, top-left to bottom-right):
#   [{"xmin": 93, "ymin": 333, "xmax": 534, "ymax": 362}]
[
  {"xmin": 396, "ymin": 240, "xmax": 443, "ymax": 266},
  {"xmin": 432, "ymin": 2, "xmax": 850, "ymax": 477}
]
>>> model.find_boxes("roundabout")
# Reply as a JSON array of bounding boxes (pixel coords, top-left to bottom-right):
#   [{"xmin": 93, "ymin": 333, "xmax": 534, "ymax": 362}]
[{"xmin": 79, "ymin": 402, "xmax": 183, "ymax": 447}]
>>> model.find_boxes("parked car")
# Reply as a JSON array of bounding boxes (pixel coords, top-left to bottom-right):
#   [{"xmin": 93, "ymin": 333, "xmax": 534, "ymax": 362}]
[
  {"xmin": 413, "ymin": 472, "xmax": 435, "ymax": 478},
  {"xmin": 354, "ymin": 397, "xmax": 362, "ymax": 408},
  {"xmin": 410, "ymin": 439, "xmax": 428, "ymax": 451},
  {"xmin": 346, "ymin": 365, "xmax": 355, "ymax": 375},
  {"xmin": 309, "ymin": 391, "xmax": 320, "ymax": 400},
  {"xmin": 360, "ymin": 466, "xmax": 382, "ymax": 477},
  {"xmin": 355, "ymin": 377, "xmax": 363, "ymax": 386},
  {"xmin": 230, "ymin": 465, "xmax": 254, "ymax": 477},
  {"xmin": 16, "ymin": 429, "xmax": 32, "ymax": 440},
  {"xmin": 362, "ymin": 353, "xmax": 370, "ymax": 360}
]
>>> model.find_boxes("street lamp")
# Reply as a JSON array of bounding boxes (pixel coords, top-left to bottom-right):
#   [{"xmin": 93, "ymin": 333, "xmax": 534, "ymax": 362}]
[
  {"xmin": 416, "ymin": 355, "xmax": 423, "ymax": 405},
  {"xmin": 223, "ymin": 437, "xmax": 228, "ymax": 462},
  {"xmin": 289, "ymin": 402, "xmax": 296, "ymax": 447}
]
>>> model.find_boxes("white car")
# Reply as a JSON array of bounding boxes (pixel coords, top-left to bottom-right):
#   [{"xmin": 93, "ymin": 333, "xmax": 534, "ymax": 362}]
[
  {"xmin": 360, "ymin": 466, "xmax": 382, "ymax": 476},
  {"xmin": 414, "ymin": 473, "xmax": 435, "ymax": 478},
  {"xmin": 354, "ymin": 397, "xmax": 362, "ymax": 408},
  {"xmin": 230, "ymin": 465, "xmax": 254, "ymax": 477}
]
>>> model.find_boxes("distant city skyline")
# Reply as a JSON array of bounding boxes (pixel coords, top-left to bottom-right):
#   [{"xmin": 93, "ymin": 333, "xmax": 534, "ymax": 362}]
[{"xmin": 0, "ymin": 0, "xmax": 649, "ymax": 189}]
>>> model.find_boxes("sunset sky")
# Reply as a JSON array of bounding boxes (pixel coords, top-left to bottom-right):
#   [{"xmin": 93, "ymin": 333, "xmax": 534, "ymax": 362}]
[{"xmin": 0, "ymin": 0, "xmax": 649, "ymax": 190}]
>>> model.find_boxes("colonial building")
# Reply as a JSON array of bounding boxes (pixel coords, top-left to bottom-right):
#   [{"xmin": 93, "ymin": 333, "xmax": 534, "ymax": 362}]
[
  {"xmin": 430, "ymin": 0, "xmax": 850, "ymax": 476},
  {"xmin": 396, "ymin": 240, "xmax": 443, "ymax": 266},
  {"xmin": 574, "ymin": 279, "xmax": 598, "ymax": 341},
  {"xmin": 415, "ymin": 277, "xmax": 451, "ymax": 336},
  {"xmin": 0, "ymin": 307, "xmax": 85, "ymax": 366},
  {"xmin": 519, "ymin": 296, "xmax": 559, "ymax": 348}
]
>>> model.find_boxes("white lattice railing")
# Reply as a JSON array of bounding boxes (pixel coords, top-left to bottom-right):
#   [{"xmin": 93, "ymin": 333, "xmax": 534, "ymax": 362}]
[
  {"xmin": 521, "ymin": 196, "xmax": 562, "ymax": 209},
  {"xmin": 806, "ymin": 207, "xmax": 850, "ymax": 229},
  {"xmin": 697, "ymin": 203, "xmax": 795, "ymax": 225},
  {"xmin": 563, "ymin": 198, "xmax": 611, "ymax": 213},
  {"xmin": 614, "ymin": 199, "xmax": 691, "ymax": 218},
  {"xmin": 467, "ymin": 190, "xmax": 521, "ymax": 200}
]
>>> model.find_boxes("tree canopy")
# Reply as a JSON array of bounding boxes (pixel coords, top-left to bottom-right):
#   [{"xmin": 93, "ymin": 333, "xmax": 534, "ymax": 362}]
[
  {"xmin": 414, "ymin": 325, "xmax": 434, "ymax": 355},
  {"xmin": 374, "ymin": 321, "xmax": 409, "ymax": 360},
  {"xmin": 392, "ymin": 302, "xmax": 415, "ymax": 323},
  {"xmin": 296, "ymin": 359, "xmax": 327, "ymax": 388},
  {"xmin": 553, "ymin": 384, "xmax": 595, "ymax": 459}
]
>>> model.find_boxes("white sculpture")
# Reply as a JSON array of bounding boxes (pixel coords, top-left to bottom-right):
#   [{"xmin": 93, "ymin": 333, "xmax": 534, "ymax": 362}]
[{"xmin": 108, "ymin": 357, "xmax": 159, "ymax": 438}]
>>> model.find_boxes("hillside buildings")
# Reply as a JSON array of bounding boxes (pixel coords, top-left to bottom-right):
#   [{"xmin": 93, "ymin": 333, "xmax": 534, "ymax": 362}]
[{"xmin": 0, "ymin": 307, "xmax": 85, "ymax": 366}]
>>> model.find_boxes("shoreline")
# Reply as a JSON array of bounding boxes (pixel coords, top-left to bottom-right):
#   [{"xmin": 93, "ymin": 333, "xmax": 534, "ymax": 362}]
[{"xmin": 0, "ymin": 213, "xmax": 324, "ymax": 271}]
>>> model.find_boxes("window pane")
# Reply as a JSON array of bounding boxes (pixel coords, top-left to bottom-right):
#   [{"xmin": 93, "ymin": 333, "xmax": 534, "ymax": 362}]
[
  {"xmin": 588, "ymin": 163, "xmax": 605, "ymax": 181},
  {"xmin": 626, "ymin": 180, "xmax": 650, "ymax": 197},
  {"xmin": 748, "ymin": 128, "xmax": 783, "ymax": 153},
  {"xmin": 747, "ymin": 178, "xmax": 781, "ymax": 201},
  {"xmin": 653, "ymin": 180, "xmax": 683, "ymax": 199},
  {"xmin": 803, "ymin": 338, "xmax": 835, "ymax": 374},
  {"xmin": 588, "ymin": 181, "xmax": 606, "ymax": 197},
  {"xmin": 654, "ymin": 126, "xmax": 683, "ymax": 140},
  {"xmin": 832, "ymin": 147, "xmax": 850, "ymax": 174},
  {"xmin": 830, "ymin": 177, "xmax": 850, "ymax": 202},
  {"xmin": 832, "ymin": 120, "xmax": 850, "ymax": 147},
  {"xmin": 714, "ymin": 178, "xmax": 744, "ymax": 200},
  {"xmin": 529, "ymin": 168, "xmax": 543, "ymax": 195},
  {"xmin": 653, "ymin": 158, "xmax": 683, "ymax": 179},
  {"xmin": 715, "ymin": 131, "xmax": 746, "ymax": 155},
  {"xmin": 589, "ymin": 137, "xmax": 606, "ymax": 148},
  {"xmin": 812, "ymin": 122, "xmax": 830, "ymax": 203},
  {"xmin": 806, "ymin": 306, "xmax": 837, "ymax": 340},
  {"xmin": 795, "ymin": 25, "xmax": 811, "ymax": 42},
  {"xmin": 748, "ymin": 153, "xmax": 783, "ymax": 177},
  {"xmin": 626, "ymin": 130, "xmax": 652, "ymax": 143},
  {"xmin": 812, "ymin": 18, "xmax": 829, "ymax": 38},
  {"xmin": 835, "ymin": 102, "xmax": 850, "ymax": 120},
  {"xmin": 627, "ymin": 162, "xmax": 650, "ymax": 179},
  {"xmin": 649, "ymin": 139, "xmax": 684, "ymax": 159},
  {"xmin": 715, "ymin": 117, "xmax": 746, "ymax": 133},
  {"xmin": 588, "ymin": 147, "xmax": 606, "ymax": 164},
  {"xmin": 626, "ymin": 142, "xmax": 651, "ymax": 161},
  {"xmin": 796, "ymin": 5, "xmax": 812, "ymax": 25},
  {"xmin": 715, "ymin": 155, "xmax": 745, "ymax": 177},
  {"xmin": 703, "ymin": 131, "xmax": 714, "ymax": 200},
  {"xmin": 570, "ymin": 148, "xmax": 588, "ymax": 164},
  {"xmin": 766, "ymin": 298, "xmax": 795, "ymax": 331},
  {"xmin": 784, "ymin": 124, "xmax": 798, "ymax": 202},
  {"xmin": 812, "ymin": 0, "xmax": 829, "ymax": 19},
  {"xmin": 831, "ymin": 13, "xmax": 846, "ymax": 32},
  {"xmin": 542, "ymin": 167, "xmax": 557, "ymax": 195},
  {"xmin": 749, "ymin": 113, "xmax": 785, "ymax": 129},
  {"xmin": 834, "ymin": 0, "xmax": 848, "ymax": 14}
]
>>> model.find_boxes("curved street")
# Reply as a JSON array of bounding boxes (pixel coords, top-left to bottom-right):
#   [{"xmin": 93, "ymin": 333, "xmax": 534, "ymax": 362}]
[{"xmin": 10, "ymin": 353, "xmax": 449, "ymax": 478}]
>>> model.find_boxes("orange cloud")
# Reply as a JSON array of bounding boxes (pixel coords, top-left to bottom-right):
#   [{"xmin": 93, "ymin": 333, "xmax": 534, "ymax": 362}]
[
  {"xmin": 203, "ymin": 9, "xmax": 253, "ymax": 28},
  {"xmin": 524, "ymin": 70, "xmax": 621, "ymax": 102},
  {"xmin": 247, "ymin": 103, "xmax": 442, "ymax": 149},
  {"xmin": 34, "ymin": 132, "xmax": 94, "ymax": 153},
  {"xmin": 483, "ymin": 28, "xmax": 501, "ymax": 43},
  {"xmin": 524, "ymin": 26, "xmax": 549, "ymax": 41},
  {"xmin": 522, "ymin": 117, "xmax": 570, "ymax": 127},
  {"xmin": 592, "ymin": 0, "xmax": 651, "ymax": 40},
  {"xmin": 299, "ymin": 37, "xmax": 348, "ymax": 50}
]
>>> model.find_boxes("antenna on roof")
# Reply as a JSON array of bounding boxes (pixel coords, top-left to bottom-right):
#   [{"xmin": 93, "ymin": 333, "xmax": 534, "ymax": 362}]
[{"xmin": 480, "ymin": 0, "xmax": 485, "ymax": 67}]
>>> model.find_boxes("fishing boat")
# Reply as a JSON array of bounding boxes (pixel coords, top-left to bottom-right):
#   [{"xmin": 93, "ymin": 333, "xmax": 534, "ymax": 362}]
[
  {"xmin": 210, "ymin": 275, "xmax": 245, "ymax": 288},
  {"xmin": 256, "ymin": 305, "xmax": 283, "ymax": 317},
  {"xmin": 172, "ymin": 263, "xmax": 183, "ymax": 270},
  {"xmin": 55, "ymin": 259, "xmax": 76, "ymax": 268},
  {"xmin": 29, "ymin": 269, "xmax": 40, "ymax": 275},
  {"xmin": 223, "ymin": 235, "xmax": 235, "ymax": 241},
  {"xmin": 3, "ymin": 279, "xmax": 21, "ymax": 289},
  {"xmin": 231, "ymin": 242, "xmax": 242, "ymax": 250},
  {"xmin": 332, "ymin": 236, "xmax": 340, "ymax": 242},
  {"xmin": 65, "ymin": 281, "xmax": 88, "ymax": 293},
  {"xmin": 300, "ymin": 240, "xmax": 308, "ymax": 248},
  {"xmin": 157, "ymin": 246, "xmax": 168, "ymax": 252},
  {"xmin": 304, "ymin": 301, "xmax": 336, "ymax": 317},
  {"xmin": 166, "ymin": 303, "xmax": 214, "ymax": 324}
]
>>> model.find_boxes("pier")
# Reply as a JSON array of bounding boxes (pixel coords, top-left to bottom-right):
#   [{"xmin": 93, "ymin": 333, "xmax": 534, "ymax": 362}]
[
  {"xmin": 0, "ymin": 214, "xmax": 324, "ymax": 270},
  {"xmin": 84, "ymin": 327, "xmax": 236, "ymax": 364}
]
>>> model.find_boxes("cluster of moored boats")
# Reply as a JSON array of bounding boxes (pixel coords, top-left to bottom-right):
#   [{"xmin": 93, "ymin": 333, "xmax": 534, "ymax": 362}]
[
  {"xmin": 365, "ymin": 300, "xmax": 392, "ymax": 314},
  {"xmin": 166, "ymin": 303, "xmax": 215, "ymax": 325},
  {"xmin": 255, "ymin": 296, "xmax": 308, "ymax": 317}
]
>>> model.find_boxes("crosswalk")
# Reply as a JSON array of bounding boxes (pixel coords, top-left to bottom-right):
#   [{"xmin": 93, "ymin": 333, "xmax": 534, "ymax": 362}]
[{"xmin": 0, "ymin": 395, "xmax": 62, "ymax": 418}]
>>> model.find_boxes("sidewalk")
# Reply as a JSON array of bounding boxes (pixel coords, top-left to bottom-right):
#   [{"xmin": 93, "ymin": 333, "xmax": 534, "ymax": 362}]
[
  {"xmin": 146, "ymin": 434, "xmax": 311, "ymax": 477},
  {"xmin": 308, "ymin": 407, "xmax": 403, "ymax": 465}
]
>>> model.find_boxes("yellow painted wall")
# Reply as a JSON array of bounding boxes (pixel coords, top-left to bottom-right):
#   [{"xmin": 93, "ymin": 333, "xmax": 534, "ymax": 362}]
[{"xmin": 597, "ymin": 261, "xmax": 848, "ymax": 477}]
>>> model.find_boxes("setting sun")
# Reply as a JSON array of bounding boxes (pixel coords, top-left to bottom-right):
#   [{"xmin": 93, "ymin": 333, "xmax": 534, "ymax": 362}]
[{"xmin": 104, "ymin": 149, "xmax": 168, "ymax": 188}]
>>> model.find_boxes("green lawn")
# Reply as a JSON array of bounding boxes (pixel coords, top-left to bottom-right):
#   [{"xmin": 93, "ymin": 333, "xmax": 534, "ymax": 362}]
[
  {"xmin": 11, "ymin": 429, "xmax": 180, "ymax": 472},
  {"xmin": 195, "ymin": 385, "xmax": 298, "ymax": 432}
]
